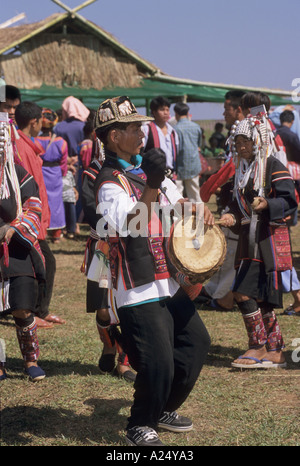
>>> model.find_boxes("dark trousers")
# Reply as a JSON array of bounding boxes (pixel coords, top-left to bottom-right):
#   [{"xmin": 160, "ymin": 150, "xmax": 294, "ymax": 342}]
[
  {"xmin": 64, "ymin": 202, "xmax": 77, "ymax": 234},
  {"xmin": 117, "ymin": 287, "xmax": 211, "ymax": 430},
  {"xmin": 35, "ymin": 239, "xmax": 56, "ymax": 319}
]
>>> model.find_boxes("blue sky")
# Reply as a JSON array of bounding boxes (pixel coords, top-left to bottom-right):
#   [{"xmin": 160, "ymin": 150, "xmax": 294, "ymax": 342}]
[{"xmin": 1, "ymin": 0, "xmax": 299, "ymax": 119}]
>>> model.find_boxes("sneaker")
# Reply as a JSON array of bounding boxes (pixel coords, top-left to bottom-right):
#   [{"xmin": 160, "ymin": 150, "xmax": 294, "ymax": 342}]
[
  {"xmin": 125, "ymin": 426, "xmax": 164, "ymax": 446},
  {"xmin": 158, "ymin": 411, "xmax": 193, "ymax": 432}
]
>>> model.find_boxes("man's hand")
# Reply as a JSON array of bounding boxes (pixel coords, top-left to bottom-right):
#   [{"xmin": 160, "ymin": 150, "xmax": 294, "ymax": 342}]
[{"xmin": 141, "ymin": 148, "xmax": 166, "ymax": 189}]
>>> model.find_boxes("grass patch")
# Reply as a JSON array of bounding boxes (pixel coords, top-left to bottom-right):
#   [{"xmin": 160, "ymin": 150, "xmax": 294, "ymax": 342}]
[{"xmin": 1, "ymin": 205, "xmax": 300, "ymax": 447}]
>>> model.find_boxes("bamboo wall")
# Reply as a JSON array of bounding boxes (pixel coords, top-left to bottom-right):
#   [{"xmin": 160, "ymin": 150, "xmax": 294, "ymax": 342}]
[{"xmin": 0, "ymin": 33, "xmax": 142, "ymax": 90}]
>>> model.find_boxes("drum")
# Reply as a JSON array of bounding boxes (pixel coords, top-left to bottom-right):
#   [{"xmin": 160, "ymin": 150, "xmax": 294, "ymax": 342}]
[{"xmin": 167, "ymin": 215, "xmax": 227, "ymax": 285}]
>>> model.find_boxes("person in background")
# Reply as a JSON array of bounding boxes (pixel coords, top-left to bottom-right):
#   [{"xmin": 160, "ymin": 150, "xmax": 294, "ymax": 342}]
[
  {"xmin": 14, "ymin": 101, "xmax": 66, "ymax": 328},
  {"xmin": 36, "ymin": 109, "xmax": 68, "ymax": 244},
  {"xmin": 79, "ymin": 119, "xmax": 95, "ymax": 170},
  {"xmin": 173, "ymin": 102, "xmax": 202, "ymax": 202},
  {"xmin": 81, "ymin": 139, "xmax": 136, "ymax": 382},
  {"xmin": 62, "ymin": 162, "xmax": 78, "ymax": 239},
  {"xmin": 270, "ymin": 105, "xmax": 300, "ymax": 141},
  {"xmin": 277, "ymin": 110, "xmax": 300, "ymax": 166},
  {"xmin": 223, "ymin": 90, "xmax": 245, "ymax": 130},
  {"xmin": 209, "ymin": 122, "xmax": 226, "ymax": 149},
  {"xmin": 54, "ymin": 96, "xmax": 90, "ymax": 235},
  {"xmin": 0, "ymin": 85, "xmax": 21, "ymax": 125},
  {"xmin": 142, "ymin": 96, "xmax": 179, "ymax": 180},
  {"xmin": 0, "ymin": 115, "xmax": 46, "ymax": 382},
  {"xmin": 198, "ymin": 90, "xmax": 245, "ymax": 310}
]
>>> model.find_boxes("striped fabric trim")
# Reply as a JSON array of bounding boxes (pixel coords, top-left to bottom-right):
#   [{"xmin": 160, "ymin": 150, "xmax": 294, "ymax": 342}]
[
  {"xmin": 272, "ymin": 170, "xmax": 291, "ymax": 176},
  {"xmin": 272, "ymin": 169, "xmax": 293, "ymax": 183},
  {"xmin": 10, "ymin": 196, "xmax": 42, "ymax": 246},
  {"xmin": 116, "ymin": 173, "xmax": 135, "ymax": 198},
  {"xmin": 272, "ymin": 176, "xmax": 293, "ymax": 183},
  {"xmin": 83, "ymin": 166, "xmax": 100, "ymax": 181}
]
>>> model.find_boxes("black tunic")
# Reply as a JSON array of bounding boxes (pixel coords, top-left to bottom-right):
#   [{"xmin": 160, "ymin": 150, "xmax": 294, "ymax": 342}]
[
  {"xmin": 0, "ymin": 164, "xmax": 44, "ymax": 281},
  {"xmin": 228, "ymin": 155, "xmax": 297, "ymax": 307}
]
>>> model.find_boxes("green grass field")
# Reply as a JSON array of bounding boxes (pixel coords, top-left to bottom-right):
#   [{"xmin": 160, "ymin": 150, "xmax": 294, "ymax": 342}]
[{"xmin": 1, "ymin": 198, "xmax": 300, "ymax": 447}]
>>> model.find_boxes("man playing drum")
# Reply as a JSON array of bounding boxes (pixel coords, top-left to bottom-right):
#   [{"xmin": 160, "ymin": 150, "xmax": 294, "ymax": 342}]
[{"xmin": 93, "ymin": 96, "xmax": 213, "ymax": 446}]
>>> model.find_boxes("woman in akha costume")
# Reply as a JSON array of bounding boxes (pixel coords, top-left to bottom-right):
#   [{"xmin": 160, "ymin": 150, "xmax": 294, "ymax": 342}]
[{"xmin": 220, "ymin": 112, "xmax": 297, "ymax": 369}]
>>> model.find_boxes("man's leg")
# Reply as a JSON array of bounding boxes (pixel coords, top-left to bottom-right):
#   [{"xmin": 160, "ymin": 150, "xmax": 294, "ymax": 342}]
[
  {"xmin": 163, "ymin": 287, "xmax": 211, "ymax": 412},
  {"xmin": 117, "ymin": 300, "xmax": 175, "ymax": 430}
]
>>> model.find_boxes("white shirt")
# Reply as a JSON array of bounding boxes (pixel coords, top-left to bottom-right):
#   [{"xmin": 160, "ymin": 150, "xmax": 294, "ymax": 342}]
[
  {"xmin": 142, "ymin": 122, "xmax": 179, "ymax": 170},
  {"xmin": 98, "ymin": 176, "xmax": 182, "ymax": 308}
]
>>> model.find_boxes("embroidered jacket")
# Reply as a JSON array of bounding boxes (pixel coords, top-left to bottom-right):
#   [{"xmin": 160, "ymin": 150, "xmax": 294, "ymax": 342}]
[
  {"xmin": 1, "ymin": 164, "xmax": 45, "ymax": 281},
  {"xmin": 228, "ymin": 155, "xmax": 297, "ymax": 273},
  {"xmin": 94, "ymin": 154, "xmax": 172, "ymax": 291}
]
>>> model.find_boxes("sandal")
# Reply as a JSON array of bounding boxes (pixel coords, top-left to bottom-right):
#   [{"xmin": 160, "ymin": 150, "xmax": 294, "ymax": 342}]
[
  {"xmin": 231, "ymin": 356, "xmax": 273, "ymax": 369},
  {"xmin": 231, "ymin": 356, "xmax": 286, "ymax": 369},
  {"xmin": 283, "ymin": 305, "xmax": 300, "ymax": 316}
]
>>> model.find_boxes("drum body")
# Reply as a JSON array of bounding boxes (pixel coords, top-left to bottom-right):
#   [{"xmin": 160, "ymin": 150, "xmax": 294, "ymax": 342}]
[{"xmin": 167, "ymin": 216, "xmax": 227, "ymax": 285}]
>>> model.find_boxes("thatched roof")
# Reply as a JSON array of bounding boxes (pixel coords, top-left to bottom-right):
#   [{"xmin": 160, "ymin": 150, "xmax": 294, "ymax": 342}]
[
  {"xmin": 0, "ymin": 11, "xmax": 294, "ymax": 110},
  {"xmin": 0, "ymin": 13, "xmax": 161, "ymax": 90}
]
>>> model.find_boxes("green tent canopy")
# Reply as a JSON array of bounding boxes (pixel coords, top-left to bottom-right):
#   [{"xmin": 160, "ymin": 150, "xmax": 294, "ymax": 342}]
[{"xmin": 19, "ymin": 77, "xmax": 295, "ymax": 112}]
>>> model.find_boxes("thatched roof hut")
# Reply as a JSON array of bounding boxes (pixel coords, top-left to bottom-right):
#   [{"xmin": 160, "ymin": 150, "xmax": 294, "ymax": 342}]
[
  {"xmin": 0, "ymin": 12, "xmax": 160, "ymax": 91},
  {"xmin": 0, "ymin": 9, "xmax": 294, "ymax": 109}
]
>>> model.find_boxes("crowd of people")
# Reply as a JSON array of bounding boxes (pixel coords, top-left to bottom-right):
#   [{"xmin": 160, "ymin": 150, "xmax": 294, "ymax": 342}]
[{"xmin": 0, "ymin": 83, "xmax": 299, "ymax": 446}]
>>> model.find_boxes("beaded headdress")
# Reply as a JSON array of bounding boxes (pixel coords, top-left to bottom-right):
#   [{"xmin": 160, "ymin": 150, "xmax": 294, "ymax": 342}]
[
  {"xmin": 228, "ymin": 111, "xmax": 274, "ymax": 197},
  {"xmin": 0, "ymin": 112, "xmax": 22, "ymax": 215}
]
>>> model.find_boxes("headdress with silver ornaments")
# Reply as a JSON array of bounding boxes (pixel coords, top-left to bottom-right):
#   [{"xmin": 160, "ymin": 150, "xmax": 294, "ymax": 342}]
[
  {"xmin": 0, "ymin": 112, "xmax": 22, "ymax": 215},
  {"xmin": 228, "ymin": 110, "xmax": 275, "ymax": 198}
]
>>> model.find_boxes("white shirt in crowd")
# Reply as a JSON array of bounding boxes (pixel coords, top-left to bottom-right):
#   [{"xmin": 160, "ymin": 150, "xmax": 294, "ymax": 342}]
[{"xmin": 142, "ymin": 122, "xmax": 179, "ymax": 170}]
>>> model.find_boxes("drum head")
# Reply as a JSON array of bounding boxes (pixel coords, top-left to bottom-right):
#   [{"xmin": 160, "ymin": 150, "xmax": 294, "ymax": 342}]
[{"xmin": 169, "ymin": 216, "xmax": 227, "ymax": 284}]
